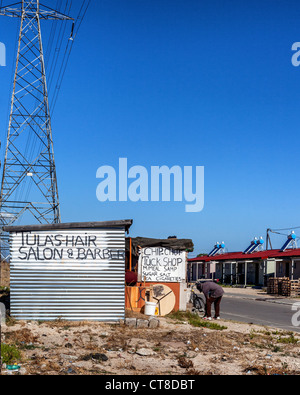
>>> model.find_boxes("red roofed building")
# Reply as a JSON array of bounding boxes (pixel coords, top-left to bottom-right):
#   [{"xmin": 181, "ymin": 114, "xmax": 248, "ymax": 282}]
[{"xmin": 188, "ymin": 248, "xmax": 300, "ymax": 286}]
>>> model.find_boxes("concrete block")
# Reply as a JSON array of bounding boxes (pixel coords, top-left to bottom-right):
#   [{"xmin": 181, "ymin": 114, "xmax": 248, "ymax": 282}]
[
  {"xmin": 148, "ymin": 318, "xmax": 160, "ymax": 329},
  {"xmin": 136, "ymin": 319, "xmax": 149, "ymax": 328},
  {"xmin": 125, "ymin": 318, "xmax": 137, "ymax": 327}
]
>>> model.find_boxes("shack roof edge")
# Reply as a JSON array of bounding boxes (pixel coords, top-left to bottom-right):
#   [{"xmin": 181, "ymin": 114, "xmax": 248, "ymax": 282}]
[
  {"xmin": 3, "ymin": 219, "xmax": 133, "ymax": 233},
  {"xmin": 126, "ymin": 236, "xmax": 194, "ymax": 254}
]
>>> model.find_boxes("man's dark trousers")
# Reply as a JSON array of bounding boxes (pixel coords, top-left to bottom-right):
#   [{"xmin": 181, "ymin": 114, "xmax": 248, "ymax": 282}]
[{"xmin": 205, "ymin": 296, "xmax": 222, "ymax": 318}]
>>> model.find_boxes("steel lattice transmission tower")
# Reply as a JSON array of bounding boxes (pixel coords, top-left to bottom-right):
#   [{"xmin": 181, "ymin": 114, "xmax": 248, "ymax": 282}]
[{"xmin": 0, "ymin": 0, "xmax": 73, "ymax": 260}]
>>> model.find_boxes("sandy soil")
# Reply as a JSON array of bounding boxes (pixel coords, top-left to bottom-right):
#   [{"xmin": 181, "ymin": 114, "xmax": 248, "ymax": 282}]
[{"xmin": 1, "ymin": 310, "xmax": 300, "ymax": 376}]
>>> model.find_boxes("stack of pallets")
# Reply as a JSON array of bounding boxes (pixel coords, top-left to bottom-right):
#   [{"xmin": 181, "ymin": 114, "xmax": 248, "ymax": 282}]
[
  {"xmin": 290, "ymin": 279, "xmax": 300, "ymax": 298},
  {"xmin": 267, "ymin": 277, "xmax": 293, "ymax": 297},
  {"xmin": 279, "ymin": 277, "xmax": 291, "ymax": 297},
  {"xmin": 267, "ymin": 277, "xmax": 279, "ymax": 295}
]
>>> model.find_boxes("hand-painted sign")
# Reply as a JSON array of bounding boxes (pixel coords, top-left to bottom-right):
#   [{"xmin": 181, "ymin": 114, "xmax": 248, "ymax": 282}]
[
  {"xmin": 16, "ymin": 232, "xmax": 125, "ymax": 262},
  {"xmin": 139, "ymin": 247, "xmax": 186, "ymax": 282}
]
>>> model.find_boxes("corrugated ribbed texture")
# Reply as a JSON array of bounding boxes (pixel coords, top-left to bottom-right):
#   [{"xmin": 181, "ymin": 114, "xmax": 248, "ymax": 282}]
[{"xmin": 9, "ymin": 228, "xmax": 126, "ymax": 321}]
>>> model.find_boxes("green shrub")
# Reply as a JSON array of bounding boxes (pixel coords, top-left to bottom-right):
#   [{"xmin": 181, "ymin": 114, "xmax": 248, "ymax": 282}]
[
  {"xmin": 1, "ymin": 343, "xmax": 21, "ymax": 364},
  {"xmin": 277, "ymin": 334, "xmax": 298, "ymax": 344},
  {"xmin": 167, "ymin": 310, "xmax": 227, "ymax": 330}
]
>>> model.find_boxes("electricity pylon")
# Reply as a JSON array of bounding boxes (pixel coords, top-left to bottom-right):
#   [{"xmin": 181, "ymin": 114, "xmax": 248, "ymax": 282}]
[{"xmin": 0, "ymin": 0, "xmax": 73, "ymax": 260}]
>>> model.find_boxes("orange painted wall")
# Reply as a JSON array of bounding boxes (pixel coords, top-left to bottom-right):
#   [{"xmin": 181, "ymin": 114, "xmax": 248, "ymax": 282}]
[{"xmin": 125, "ymin": 282, "xmax": 181, "ymax": 312}]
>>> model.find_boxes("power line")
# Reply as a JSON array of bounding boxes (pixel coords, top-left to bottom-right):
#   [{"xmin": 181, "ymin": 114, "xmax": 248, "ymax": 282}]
[
  {"xmin": 50, "ymin": 0, "xmax": 91, "ymax": 115},
  {"xmin": 23, "ymin": 0, "xmax": 72, "ymax": 204},
  {"xmin": 269, "ymin": 226, "xmax": 300, "ymax": 232},
  {"xmin": 0, "ymin": 0, "xmax": 74, "ymax": 236},
  {"xmin": 0, "ymin": 0, "xmax": 90, "ymax": 222},
  {"xmin": 20, "ymin": 0, "xmax": 91, "ymax": 207}
]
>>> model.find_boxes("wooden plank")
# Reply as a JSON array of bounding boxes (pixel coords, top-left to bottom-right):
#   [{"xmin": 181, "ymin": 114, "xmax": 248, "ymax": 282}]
[{"xmin": 3, "ymin": 219, "xmax": 133, "ymax": 233}]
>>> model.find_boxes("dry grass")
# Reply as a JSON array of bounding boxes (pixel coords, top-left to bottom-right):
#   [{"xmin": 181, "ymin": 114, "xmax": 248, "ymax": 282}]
[
  {"xmin": 1, "ymin": 316, "xmax": 300, "ymax": 375},
  {"xmin": 5, "ymin": 328, "xmax": 39, "ymax": 345},
  {"xmin": 125, "ymin": 309, "xmax": 148, "ymax": 319}
]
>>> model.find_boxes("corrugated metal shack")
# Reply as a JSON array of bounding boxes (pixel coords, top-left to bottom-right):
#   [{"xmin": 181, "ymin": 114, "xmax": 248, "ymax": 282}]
[{"xmin": 4, "ymin": 220, "xmax": 132, "ymax": 321}]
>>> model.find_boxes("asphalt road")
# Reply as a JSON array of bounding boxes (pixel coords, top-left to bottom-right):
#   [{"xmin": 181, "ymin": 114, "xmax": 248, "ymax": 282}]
[{"xmin": 220, "ymin": 295, "xmax": 300, "ymax": 333}]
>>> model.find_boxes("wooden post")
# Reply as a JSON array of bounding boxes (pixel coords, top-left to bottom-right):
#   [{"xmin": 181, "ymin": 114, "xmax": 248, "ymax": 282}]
[
  {"xmin": 149, "ymin": 284, "xmax": 154, "ymax": 302},
  {"xmin": 0, "ymin": 315, "xmax": 1, "ymax": 376},
  {"xmin": 0, "ymin": 301, "xmax": 2, "ymax": 375},
  {"xmin": 222, "ymin": 263, "xmax": 225, "ymax": 283},
  {"xmin": 129, "ymin": 237, "xmax": 132, "ymax": 272}
]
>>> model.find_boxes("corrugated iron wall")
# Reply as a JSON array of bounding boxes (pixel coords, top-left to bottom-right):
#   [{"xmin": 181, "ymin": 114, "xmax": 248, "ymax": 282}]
[{"xmin": 9, "ymin": 228, "xmax": 126, "ymax": 321}]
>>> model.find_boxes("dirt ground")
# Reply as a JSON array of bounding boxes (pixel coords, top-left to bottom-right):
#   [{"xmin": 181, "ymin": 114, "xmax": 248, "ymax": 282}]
[{"xmin": 1, "ymin": 308, "xmax": 300, "ymax": 376}]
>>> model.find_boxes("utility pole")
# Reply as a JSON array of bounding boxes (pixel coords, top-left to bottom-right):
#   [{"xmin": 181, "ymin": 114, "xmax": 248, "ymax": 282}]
[
  {"xmin": 266, "ymin": 229, "xmax": 273, "ymax": 251},
  {"xmin": 0, "ymin": 1, "xmax": 73, "ymax": 260}
]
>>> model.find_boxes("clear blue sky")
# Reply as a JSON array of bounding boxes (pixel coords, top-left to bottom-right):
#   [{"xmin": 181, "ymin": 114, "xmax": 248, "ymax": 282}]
[{"xmin": 1, "ymin": 0, "xmax": 300, "ymax": 255}]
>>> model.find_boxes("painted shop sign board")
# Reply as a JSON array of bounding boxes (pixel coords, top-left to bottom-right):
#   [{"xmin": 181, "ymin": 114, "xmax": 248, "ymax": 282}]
[
  {"xmin": 17, "ymin": 231, "xmax": 125, "ymax": 264},
  {"xmin": 138, "ymin": 246, "xmax": 186, "ymax": 283}
]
